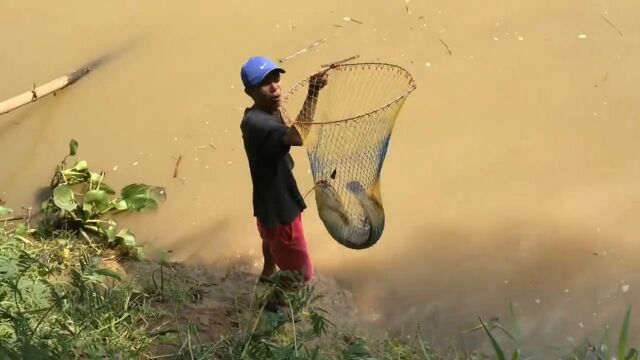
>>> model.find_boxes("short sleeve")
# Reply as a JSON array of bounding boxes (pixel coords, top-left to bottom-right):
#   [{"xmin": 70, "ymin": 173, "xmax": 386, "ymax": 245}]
[{"xmin": 241, "ymin": 115, "xmax": 290, "ymax": 158}]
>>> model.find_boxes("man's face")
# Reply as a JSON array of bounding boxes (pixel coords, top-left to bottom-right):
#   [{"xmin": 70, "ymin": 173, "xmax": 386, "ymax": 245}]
[{"xmin": 248, "ymin": 70, "xmax": 282, "ymax": 110}]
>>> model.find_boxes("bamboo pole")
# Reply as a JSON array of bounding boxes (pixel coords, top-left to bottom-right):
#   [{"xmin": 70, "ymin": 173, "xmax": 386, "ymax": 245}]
[
  {"xmin": 0, "ymin": 38, "xmax": 139, "ymax": 116},
  {"xmin": 0, "ymin": 67, "xmax": 91, "ymax": 115}
]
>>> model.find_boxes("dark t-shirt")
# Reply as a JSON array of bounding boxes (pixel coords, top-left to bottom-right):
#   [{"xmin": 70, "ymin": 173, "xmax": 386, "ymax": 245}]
[{"xmin": 240, "ymin": 107, "xmax": 306, "ymax": 229}]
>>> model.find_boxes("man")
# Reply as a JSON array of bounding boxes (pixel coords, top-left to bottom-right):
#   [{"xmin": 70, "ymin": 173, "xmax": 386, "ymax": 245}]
[{"xmin": 239, "ymin": 55, "xmax": 326, "ymax": 284}]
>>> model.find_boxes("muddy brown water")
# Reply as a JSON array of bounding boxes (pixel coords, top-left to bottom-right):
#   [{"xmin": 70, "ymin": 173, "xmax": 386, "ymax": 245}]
[{"xmin": 2, "ymin": 0, "xmax": 640, "ymax": 355}]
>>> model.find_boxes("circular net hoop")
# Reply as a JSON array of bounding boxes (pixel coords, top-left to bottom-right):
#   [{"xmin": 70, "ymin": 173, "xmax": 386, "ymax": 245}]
[{"xmin": 281, "ymin": 63, "xmax": 416, "ymax": 243}]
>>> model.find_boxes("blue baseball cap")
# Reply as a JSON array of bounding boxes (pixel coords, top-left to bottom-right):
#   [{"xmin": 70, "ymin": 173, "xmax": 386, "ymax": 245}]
[{"xmin": 240, "ymin": 56, "xmax": 285, "ymax": 88}]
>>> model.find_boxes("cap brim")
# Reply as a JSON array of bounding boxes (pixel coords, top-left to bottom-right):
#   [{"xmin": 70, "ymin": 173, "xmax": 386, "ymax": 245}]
[{"xmin": 251, "ymin": 68, "xmax": 286, "ymax": 87}]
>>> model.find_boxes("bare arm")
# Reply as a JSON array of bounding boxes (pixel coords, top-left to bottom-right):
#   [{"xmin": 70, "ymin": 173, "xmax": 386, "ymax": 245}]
[{"xmin": 296, "ymin": 72, "xmax": 328, "ymax": 124}]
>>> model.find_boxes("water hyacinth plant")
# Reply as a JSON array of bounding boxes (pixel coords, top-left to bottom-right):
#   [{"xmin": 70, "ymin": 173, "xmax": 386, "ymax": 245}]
[{"xmin": 39, "ymin": 139, "xmax": 167, "ymax": 259}]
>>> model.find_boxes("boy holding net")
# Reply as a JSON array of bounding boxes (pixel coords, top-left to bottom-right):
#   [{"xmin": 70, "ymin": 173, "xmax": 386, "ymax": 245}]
[{"xmin": 239, "ymin": 56, "xmax": 327, "ymax": 286}]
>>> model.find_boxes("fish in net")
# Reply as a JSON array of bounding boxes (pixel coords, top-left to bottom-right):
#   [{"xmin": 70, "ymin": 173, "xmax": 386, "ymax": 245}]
[{"xmin": 281, "ymin": 62, "xmax": 416, "ymax": 249}]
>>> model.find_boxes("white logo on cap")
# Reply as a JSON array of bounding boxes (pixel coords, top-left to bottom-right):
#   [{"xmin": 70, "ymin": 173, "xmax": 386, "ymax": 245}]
[{"xmin": 259, "ymin": 62, "xmax": 267, "ymax": 69}]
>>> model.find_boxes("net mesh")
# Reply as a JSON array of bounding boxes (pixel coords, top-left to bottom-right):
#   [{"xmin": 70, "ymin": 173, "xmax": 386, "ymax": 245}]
[{"xmin": 281, "ymin": 63, "xmax": 416, "ymax": 247}]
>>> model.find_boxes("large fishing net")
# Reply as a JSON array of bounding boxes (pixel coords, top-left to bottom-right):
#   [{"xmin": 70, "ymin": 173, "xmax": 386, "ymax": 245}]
[{"xmin": 281, "ymin": 62, "xmax": 416, "ymax": 249}]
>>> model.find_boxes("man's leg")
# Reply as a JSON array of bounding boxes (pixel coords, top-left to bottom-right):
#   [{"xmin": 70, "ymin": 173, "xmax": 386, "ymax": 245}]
[
  {"xmin": 256, "ymin": 219, "xmax": 278, "ymax": 282},
  {"xmin": 260, "ymin": 240, "xmax": 277, "ymax": 281},
  {"xmin": 270, "ymin": 213, "xmax": 313, "ymax": 282}
]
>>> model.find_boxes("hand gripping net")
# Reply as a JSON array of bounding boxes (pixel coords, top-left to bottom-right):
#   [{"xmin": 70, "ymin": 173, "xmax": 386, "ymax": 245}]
[{"xmin": 281, "ymin": 63, "xmax": 416, "ymax": 248}]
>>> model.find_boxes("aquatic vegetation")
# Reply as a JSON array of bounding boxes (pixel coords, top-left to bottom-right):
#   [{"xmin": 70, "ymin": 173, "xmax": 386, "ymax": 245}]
[{"xmin": 39, "ymin": 139, "xmax": 167, "ymax": 259}]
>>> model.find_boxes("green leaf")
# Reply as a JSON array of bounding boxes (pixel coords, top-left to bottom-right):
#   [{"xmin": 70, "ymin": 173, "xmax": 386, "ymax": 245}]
[
  {"xmin": 112, "ymin": 199, "xmax": 128, "ymax": 211},
  {"xmin": 511, "ymin": 349, "xmax": 520, "ymax": 360},
  {"xmin": 53, "ymin": 185, "xmax": 77, "ymax": 211},
  {"xmin": 72, "ymin": 160, "xmax": 88, "ymax": 172},
  {"xmin": 478, "ymin": 314, "xmax": 506, "ymax": 360},
  {"xmin": 626, "ymin": 348, "xmax": 639, "ymax": 360},
  {"xmin": 98, "ymin": 223, "xmax": 117, "ymax": 243},
  {"xmin": 116, "ymin": 229, "xmax": 136, "ymax": 246},
  {"xmin": 130, "ymin": 246, "xmax": 145, "ymax": 260},
  {"xmin": 94, "ymin": 268, "xmax": 122, "ymax": 281},
  {"xmin": 14, "ymin": 224, "xmax": 27, "ymax": 237},
  {"xmin": 69, "ymin": 139, "xmax": 78, "ymax": 156},
  {"xmin": 0, "ymin": 206, "xmax": 12, "ymax": 217},
  {"xmin": 618, "ymin": 305, "xmax": 632, "ymax": 360},
  {"xmin": 83, "ymin": 190, "xmax": 109, "ymax": 213},
  {"xmin": 120, "ymin": 184, "xmax": 167, "ymax": 211},
  {"xmin": 90, "ymin": 173, "xmax": 115, "ymax": 194}
]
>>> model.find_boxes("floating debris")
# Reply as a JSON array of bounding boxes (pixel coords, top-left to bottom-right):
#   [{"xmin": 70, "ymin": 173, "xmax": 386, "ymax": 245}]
[
  {"xmin": 173, "ymin": 155, "xmax": 183, "ymax": 178},
  {"xmin": 622, "ymin": 284, "xmax": 630, "ymax": 293},
  {"xmin": 439, "ymin": 38, "xmax": 453, "ymax": 55},
  {"xmin": 132, "ymin": 161, "xmax": 139, "ymax": 166},
  {"xmin": 321, "ymin": 54, "xmax": 360, "ymax": 68},
  {"xmin": 601, "ymin": 14, "xmax": 623, "ymax": 37},
  {"xmin": 333, "ymin": 24, "xmax": 344, "ymax": 28},
  {"xmin": 112, "ymin": 165, "xmax": 119, "ymax": 171},
  {"xmin": 493, "ymin": 37, "xmax": 500, "ymax": 41},
  {"xmin": 173, "ymin": 137, "xmax": 178, "ymax": 141},
  {"xmin": 405, "ymin": 0, "xmax": 411, "ymax": 15},
  {"xmin": 594, "ymin": 72, "xmax": 608, "ymax": 87},
  {"xmin": 195, "ymin": 143, "xmax": 216, "ymax": 150},
  {"xmin": 578, "ymin": 33, "xmax": 588, "ymax": 39},
  {"xmin": 425, "ymin": 62, "xmax": 432, "ymax": 67},
  {"xmin": 279, "ymin": 38, "xmax": 328, "ymax": 63},
  {"xmin": 518, "ymin": 36, "xmax": 524, "ymax": 41},
  {"xmin": 343, "ymin": 16, "xmax": 363, "ymax": 24}
]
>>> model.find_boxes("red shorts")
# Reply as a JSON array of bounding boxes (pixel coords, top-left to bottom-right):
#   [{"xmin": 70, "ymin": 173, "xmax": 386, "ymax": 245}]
[{"xmin": 257, "ymin": 213, "xmax": 313, "ymax": 281}]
